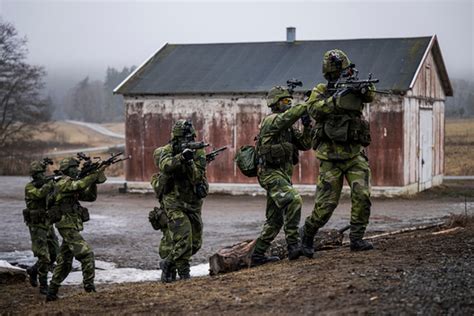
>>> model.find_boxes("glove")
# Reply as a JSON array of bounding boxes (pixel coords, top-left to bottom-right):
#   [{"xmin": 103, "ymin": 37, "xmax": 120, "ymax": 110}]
[
  {"xmin": 300, "ymin": 113, "xmax": 312, "ymax": 127},
  {"xmin": 182, "ymin": 148, "xmax": 194, "ymax": 161}
]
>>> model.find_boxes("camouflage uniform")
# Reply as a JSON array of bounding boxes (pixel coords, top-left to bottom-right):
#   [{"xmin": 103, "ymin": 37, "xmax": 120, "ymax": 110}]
[
  {"xmin": 252, "ymin": 86, "xmax": 312, "ymax": 265},
  {"xmin": 153, "ymin": 120, "xmax": 207, "ymax": 281},
  {"xmin": 24, "ymin": 161, "xmax": 59, "ymax": 293},
  {"xmin": 302, "ymin": 49, "xmax": 376, "ymax": 255},
  {"xmin": 47, "ymin": 158, "xmax": 106, "ymax": 301}
]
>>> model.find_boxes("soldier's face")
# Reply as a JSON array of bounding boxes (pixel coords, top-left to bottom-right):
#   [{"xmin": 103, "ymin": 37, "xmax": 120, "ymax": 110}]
[{"xmin": 278, "ymin": 98, "xmax": 292, "ymax": 111}]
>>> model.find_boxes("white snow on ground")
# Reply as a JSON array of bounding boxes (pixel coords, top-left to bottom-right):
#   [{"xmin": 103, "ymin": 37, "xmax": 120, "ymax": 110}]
[
  {"xmin": 0, "ymin": 251, "xmax": 210, "ymax": 285},
  {"xmin": 60, "ymin": 262, "xmax": 210, "ymax": 285},
  {"xmin": 0, "ymin": 260, "xmax": 24, "ymax": 271},
  {"xmin": 66, "ymin": 120, "xmax": 125, "ymax": 139}
]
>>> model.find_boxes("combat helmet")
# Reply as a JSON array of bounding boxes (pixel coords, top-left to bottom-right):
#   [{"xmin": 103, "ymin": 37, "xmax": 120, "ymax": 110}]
[
  {"xmin": 59, "ymin": 157, "xmax": 80, "ymax": 172},
  {"xmin": 266, "ymin": 86, "xmax": 292, "ymax": 107},
  {"xmin": 29, "ymin": 161, "xmax": 46, "ymax": 176},
  {"xmin": 322, "ymin": 49, "xmax": 351, "ymax": 74},
  {"xmin": 171, "ymin": 119, "xmax": 196, "ymax": 140}
]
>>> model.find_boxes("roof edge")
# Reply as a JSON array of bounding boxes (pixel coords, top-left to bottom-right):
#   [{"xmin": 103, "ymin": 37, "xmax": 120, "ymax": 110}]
[
  {"xmin": 408, "ymin": 35, "xmax": 453, "ymax": 97},
  {"xmin": 164, "ymin": 35, "xmax": 434, "ymax": 47},
  {"xmin": 114, "ymin": 43, "xmax": 169, "ymax": 95}
]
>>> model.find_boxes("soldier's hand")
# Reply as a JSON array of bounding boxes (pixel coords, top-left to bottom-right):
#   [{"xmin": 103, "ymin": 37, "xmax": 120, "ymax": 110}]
[{"xmin": 181, "ymin": 148, "xmax": 194, "ymax": 161}]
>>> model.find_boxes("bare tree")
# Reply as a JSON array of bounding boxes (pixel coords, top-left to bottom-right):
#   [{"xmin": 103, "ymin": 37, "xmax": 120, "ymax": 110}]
[{"xmin": 0, "ymin": 20, "xmax": 51, "ymax": 148}]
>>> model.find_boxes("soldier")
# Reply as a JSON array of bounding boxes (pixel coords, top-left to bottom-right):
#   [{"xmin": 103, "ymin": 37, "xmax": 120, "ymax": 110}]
[
  {"xmin": 251, "ymin": 86, "xmax": 312, "ymax": 266},
  {"xmin": 301, "ymin": 49, "xmax": 376, "ymax": 258},
  {"xmin": 23, "ymin": 160, "xmax": 59, "ymax": 294},
  {"xmin": 46, "ymin": 157, "xmax": 106, "ymax": 301},
  {"xmin": 153, "ymin": 120, "xmax": 208, "ymax": 283}
]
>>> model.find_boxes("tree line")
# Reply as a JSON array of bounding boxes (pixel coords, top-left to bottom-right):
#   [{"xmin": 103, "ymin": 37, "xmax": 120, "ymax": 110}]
[{"xmin": 60, "ymin": 66, "xmax": 135, "ymax": 123}]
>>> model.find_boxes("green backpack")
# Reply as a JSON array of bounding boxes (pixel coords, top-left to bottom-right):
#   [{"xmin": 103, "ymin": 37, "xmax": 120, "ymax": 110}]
[{"xmin": 235, "ymin": 145, "xmax": 258, "ymax": 177}]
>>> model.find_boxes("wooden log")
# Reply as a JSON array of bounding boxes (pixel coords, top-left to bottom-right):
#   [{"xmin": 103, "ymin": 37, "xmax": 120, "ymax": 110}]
[{"xmin": 209, "ymin": 226, "xmax": 350, "ymax": 275}]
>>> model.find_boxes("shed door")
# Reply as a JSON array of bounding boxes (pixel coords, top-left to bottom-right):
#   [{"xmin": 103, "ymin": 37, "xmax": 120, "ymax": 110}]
[{"xmin": 419, "ymin": 109, "xmax": 433, "ymax": 190}]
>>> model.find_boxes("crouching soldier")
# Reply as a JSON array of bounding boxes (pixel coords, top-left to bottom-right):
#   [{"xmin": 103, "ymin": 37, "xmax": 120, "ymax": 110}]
[
  {"xmin": 46, "ymin": 157, "xmax": 106, "ymax": 301},
  {"xmin": 251, "ymin": 86, "xmax": 312, "ymax": 266},
  {"xmin": 153, "ymin": 120, "xmax": 208, "ymax": 283},
  {"xmin": 24, "ymin": 160, "xmax": 59, "ymax": 294}
]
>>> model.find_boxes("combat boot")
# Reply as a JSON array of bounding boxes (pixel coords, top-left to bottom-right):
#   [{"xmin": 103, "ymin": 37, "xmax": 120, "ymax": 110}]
[
  {"xmin": 160, "ymin": 260, "xmax": 176, "ymax": 283},
  {"xmin": 301, "ymin": 229, "xmax": 315, "ymax": 259},
  {"xmin": 178, "ymin": 265, "xmax": 191, "ymax": 280},
  {"xmin": 39, "ymin": 284, "xmax": 48, "ymax": 295},
  {"xmin": 45, "ymin": 282, "xmax": 60, "ymax": 302},
  {"xmin": 250, "ymin": 253, "xmax": 280, "ymax": 267},
  {"xmin": 84, "ymin": 284, "xmax": 96, "ymax": 293},
  {"xmin": 39, "ymin": 278, "xmax": 48, "ymax": 295},
  {"xmin": 26, "ymin": 264, "xmax": 38, "ymax": 287},
  {"xmin": 45, "ymin": 288, "xmax": 58, "ymax": 302},
  {"xmin": 350, "ymin": 239, "xmax": 373, "ymax": 251},
  {"xmin": 287, "ymin": 243, "xmax": 302, "ymax": 260}
]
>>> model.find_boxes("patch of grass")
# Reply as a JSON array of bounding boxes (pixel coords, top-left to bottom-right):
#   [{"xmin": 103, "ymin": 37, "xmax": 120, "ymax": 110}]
[{"xmin": 445, "ymin": 118, "xmax": 474, "ymax": 175}]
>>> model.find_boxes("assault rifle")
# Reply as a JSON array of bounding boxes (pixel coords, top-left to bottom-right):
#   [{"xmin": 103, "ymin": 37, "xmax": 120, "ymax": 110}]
[
  {"xmin": 32, "ymin": 170, "xmax": 62, "ymax": 188},
  {"xmin": 206, "ymin": 146, "xmax": 227, "ymax": 163},
  {"xmin": 76, "ymin": 152, "xmax": 130, "ymax": 179},
  {"xmin": 179, "ymin": 141, "xmax": 210, "ymax": 151},
  {"xmin": 328, "ymin": 64, "xmax": 389, "ymax": 95}
]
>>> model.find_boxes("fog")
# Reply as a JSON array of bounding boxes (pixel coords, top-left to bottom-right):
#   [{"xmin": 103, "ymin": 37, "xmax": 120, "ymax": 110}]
[{"xmin": 1, "ymin": 0, "xmax": 473, "ymax": 99}]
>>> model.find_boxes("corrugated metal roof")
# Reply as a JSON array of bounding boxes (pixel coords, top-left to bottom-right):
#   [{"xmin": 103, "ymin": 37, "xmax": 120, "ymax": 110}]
[{"xmin": 115, "ymin": 36, "xmax": 449, "ymax": 95}]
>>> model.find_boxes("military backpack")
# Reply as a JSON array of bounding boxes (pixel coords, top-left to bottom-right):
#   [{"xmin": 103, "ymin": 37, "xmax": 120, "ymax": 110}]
[{"xmin": 235, "ymin": 145, "xmax": 258, "ymax": 177}]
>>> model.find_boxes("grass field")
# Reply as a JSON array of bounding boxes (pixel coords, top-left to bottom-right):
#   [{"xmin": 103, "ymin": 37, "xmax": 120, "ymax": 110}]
[{"xmin": 445, "ymin": 118, "xmax": 474, "ymax": 175}]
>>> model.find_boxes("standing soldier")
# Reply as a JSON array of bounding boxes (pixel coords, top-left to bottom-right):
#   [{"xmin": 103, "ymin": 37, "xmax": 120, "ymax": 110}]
[
  {"xmin": 46, "ymin": 157, "xmax": 106, "ymax": 301},
  {"xmin": 23, "ymin": 160, "xmax": 59, "ymax": 294},
  {"xmin": 251, "ymin": 86, "xmax": 312, "ymax": 266},
  {"xmin": 153, "ymin": 120, "xmax": 208, "ymax": 283},
  {"xmin": 301, "ymin": 49, "xmax": 375, "ymax": 258}
]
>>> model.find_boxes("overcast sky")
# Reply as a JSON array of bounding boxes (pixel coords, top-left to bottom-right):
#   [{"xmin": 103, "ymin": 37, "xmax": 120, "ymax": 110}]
[{"xmin": 1, "ymin": 0, "xmax": 473, "ymax": 91}]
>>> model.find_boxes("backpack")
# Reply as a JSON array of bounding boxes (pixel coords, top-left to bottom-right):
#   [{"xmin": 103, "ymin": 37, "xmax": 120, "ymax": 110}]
[{"xmin": 234, "ymin": 145, "xmax": 258, "ymax": 177}]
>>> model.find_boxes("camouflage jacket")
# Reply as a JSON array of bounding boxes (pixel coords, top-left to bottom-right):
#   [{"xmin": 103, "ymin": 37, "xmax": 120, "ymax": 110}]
[
  {"xmin": 153, "ymin": 144, "xmax": 207, "ymax": 212},
  {"xmin": 257, "ymin": 103, "xmax": 312, "ymax": 184},
  {"xmin": 52, "ymin": 172, "xmax": 101, "ymax": 230},
  {"xmin": 24, "ymin": 180, "xmax": 54, "ymax": 228},
  {"xmin": 307, "ymin": 83, "xmax": 375, "ymax": 161}
]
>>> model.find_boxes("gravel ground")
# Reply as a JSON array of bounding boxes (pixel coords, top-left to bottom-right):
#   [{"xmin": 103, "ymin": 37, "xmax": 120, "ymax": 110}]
[{"xmin": 1, "ymin": 219, "xmax": 472, "ymax": 315}]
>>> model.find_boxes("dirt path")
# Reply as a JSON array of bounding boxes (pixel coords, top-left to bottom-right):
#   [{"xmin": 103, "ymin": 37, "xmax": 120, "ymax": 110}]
[{"xmin": 1, "ymin": 221, "xmax": 472, "ymax": 315}]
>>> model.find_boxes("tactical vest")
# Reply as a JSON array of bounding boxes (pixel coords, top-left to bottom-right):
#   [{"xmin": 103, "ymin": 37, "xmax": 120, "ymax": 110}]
[
  {"xmin": 313, "ymin": 90, "xmax": 371, "ymax": 148},
  {"xmin": 257, "ymin": 116, "xmax": 298, "ymax": 168}
]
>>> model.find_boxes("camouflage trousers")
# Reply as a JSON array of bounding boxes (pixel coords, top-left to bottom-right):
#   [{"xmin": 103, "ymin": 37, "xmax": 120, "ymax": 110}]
[
  {"xmin": 254, "ymin": 170, "xmax": 303, "ymax": 255},
  {"xmin": 28, "ymin": 224, "xmax": 59, "ymax": 285},
  {"xmin": 304, "ymin": 153, "xmax": 371, "ymax": 241},
  {"xmin": 160, "ymin": 207, "xmax": 202, "ymax": 274},
  {"xmin": 49, "ymin": 228, "xmax": 95, "ymax": 293}
]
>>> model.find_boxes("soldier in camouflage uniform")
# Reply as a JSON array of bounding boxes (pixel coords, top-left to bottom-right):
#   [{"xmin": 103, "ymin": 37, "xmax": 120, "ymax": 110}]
[
  {"xmin": 24, "ymin": 160, "xmax": 59, "ymax": 294},
  {"xmin": 46, "ymin": 157, "xmax": 106, "ymax": 301},
  {"xmin": 153, "ymin": 120, "xmax": 207, "ymax": 282},
  {"xmin": 251, "ymin": 86, "xmax": 312, "ymax": 266},
  {"xmin": 301, "ymin": 49, "xmax": 376, "ymax": 258}
]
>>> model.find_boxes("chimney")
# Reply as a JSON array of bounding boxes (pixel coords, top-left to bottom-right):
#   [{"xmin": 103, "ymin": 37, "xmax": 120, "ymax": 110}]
[{"xmin": 286, "ymin": 27, "xmax": 296, "ymax": 43}]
